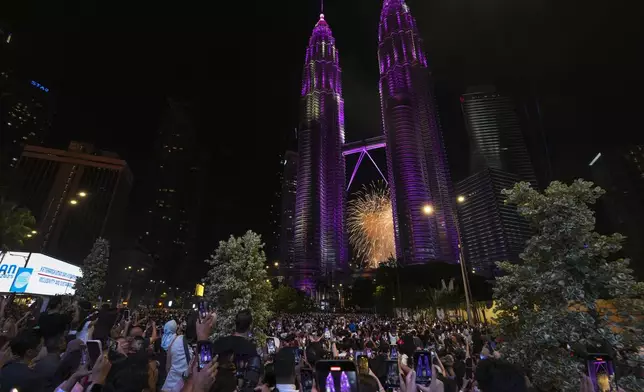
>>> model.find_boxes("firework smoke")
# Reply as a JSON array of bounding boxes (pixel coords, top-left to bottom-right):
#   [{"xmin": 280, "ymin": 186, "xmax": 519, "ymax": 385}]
[{"xmin": 347, "ymin": 182, "xmax": 395, "ymax": 269}]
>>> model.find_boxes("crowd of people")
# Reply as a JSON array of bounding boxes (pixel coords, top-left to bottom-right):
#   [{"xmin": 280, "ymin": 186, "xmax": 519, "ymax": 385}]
[{"xmin": 0, "ymin": 296, "xmax": 631, "ymax": 392}]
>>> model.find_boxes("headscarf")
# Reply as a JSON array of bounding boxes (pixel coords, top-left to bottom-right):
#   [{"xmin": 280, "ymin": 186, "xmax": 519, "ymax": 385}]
[
  {"xmin": 161, "ymin": 320, "xmax": 177, "ymax": 351},
  {"xmin": 63, "ymin": 339, "xmax": 84, "ymax": 358}
]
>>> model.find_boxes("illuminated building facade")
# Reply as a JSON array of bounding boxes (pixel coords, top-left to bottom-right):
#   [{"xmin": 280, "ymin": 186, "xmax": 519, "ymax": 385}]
[
  {"xmin": 294, "ymin": 13, "xmax": 347, "ymax": 291},
  {"xmin": 378, "ymin": 0, "xmax": 458, "ymax": 264},
  {"xmin": 455, "ymin": 168, "xmax": 531, "ymax": 277},
  {"xmin": 461, "ymin": 86, "xmax": 538, "ymax": 187},
  {"xmin": 9, "ymin": 142, "xmax": 132, "ymax": 263},
  {"xmin": 279, "ymin": 150, "xmax": 298, "ymax": 283}
]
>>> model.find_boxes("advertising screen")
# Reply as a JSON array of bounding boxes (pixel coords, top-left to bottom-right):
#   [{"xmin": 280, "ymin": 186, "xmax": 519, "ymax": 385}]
[{"xmin": 0, "ymin": 252, "xmax": 82, "ymax": 296}]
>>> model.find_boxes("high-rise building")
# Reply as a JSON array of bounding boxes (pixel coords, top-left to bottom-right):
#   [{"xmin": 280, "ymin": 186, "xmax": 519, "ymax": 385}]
[
  {"xmin": 0, "ymin": 29, "xmax": 55, "ymax": 185},
  {"xmin": 378, "ymin": 0, "xmax": 458, "ymax": 265},
  {"xmin": 139, "ymin": 99, "xmax": 206, "ymax": 285},
  {"xmin": 279, "ymin": 150, "xmax": 298, "ymax": 283},
  {"xmin": 461, "ymin": 86, "xmax": 538, "ymax": 187},
  {"xmin": 589, "ymin": 146, "xmax": 644, "ymax": 279},
  {"xmin": 0, "ymin": 75, "xmax": 54, "ymax": 183},
  {"xmin": 293, "ymin": 13, "xmax": 347, "ymax": 291},
  {"xmin": 456, "ymin": 87, "xmax": 537, "ymax": 275},
  {"xmin": 455, "ymin": 168, "xmax": 531, "ymax": 277},
  {"xmin": 8, "ymin": 141, "xmax": 132, "ymax": 263}
]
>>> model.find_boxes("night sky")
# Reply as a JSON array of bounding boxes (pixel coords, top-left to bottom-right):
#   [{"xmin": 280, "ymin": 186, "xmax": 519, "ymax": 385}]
[{"xmin": 2, "ymin": 0, "xmax": 642, "ymax": 258}]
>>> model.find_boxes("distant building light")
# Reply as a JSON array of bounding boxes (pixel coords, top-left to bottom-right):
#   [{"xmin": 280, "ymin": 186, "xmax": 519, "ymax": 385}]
[
  {"xmin": 589, "ymin": 152, "xmax": 602, "ymax": 166},
  {"xmin": 6, "ymin": 33, "xmax": 11, "ymax": 44},
  {"xmin": 30, "ymin": 80, "xmax": 49, "ymax": 93}
]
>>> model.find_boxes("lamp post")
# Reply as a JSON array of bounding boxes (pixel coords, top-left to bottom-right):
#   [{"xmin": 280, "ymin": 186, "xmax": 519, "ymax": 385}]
[{"xmin": 423, "ymin": 199, "xmax": 474, "ymax": 322}]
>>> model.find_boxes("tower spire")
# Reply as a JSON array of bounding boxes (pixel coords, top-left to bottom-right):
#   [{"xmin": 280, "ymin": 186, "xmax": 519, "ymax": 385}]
[{"xmin": 321, "ymin": 0, "xmax": 324, "ymax": 15}]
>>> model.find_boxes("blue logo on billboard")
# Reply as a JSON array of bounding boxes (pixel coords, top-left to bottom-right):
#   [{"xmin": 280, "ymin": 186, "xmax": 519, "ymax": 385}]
[{"xmin": 10, "ymin": 268, "xmax": 33, "ymax": 293}]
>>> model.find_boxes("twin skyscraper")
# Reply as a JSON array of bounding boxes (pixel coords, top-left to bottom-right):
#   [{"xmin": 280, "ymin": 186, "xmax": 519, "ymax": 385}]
[{"xmin": 293, "ymin": 0, "xmax": 459, "ymax": 292}]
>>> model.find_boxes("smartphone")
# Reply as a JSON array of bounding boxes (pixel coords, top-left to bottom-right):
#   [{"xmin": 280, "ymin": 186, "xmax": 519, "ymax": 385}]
[
  {"xmin": 300, "ymin": 368, "xmax": 314, "ymax": 392},
  {"xmin": 315, "ymin": 360, "xmax": 359, "ymax": 392},
  {"xmin": 385, "ymin": 360, "xmax": 400, "ymax": 389},
  {"xmin": 267, "ymin": 338, "xmax": 276, "ymax": 355},
  {"xmin": 586, "ymin": 354, "xmax": 618, "ymax": 391},
  {"xmin": 123, "ymin": 309, "xmax": 130, "ymax": 321},
  {"xmin": 107, "ymin": 338, "xmax": 119, "ymax": 352},
  {"xmin": 324, "ymin": 328, "xmax": 331, "ymax": 339},
  {"xmin": 357, "ymin": 355, "xmax": 369, "ymax": 375},
  {"xmin": 365, "ymin": 348, "xmax": 373, "ymax": 359},
  {"xmin": 86, "ymin": 340, "xmax": 103, "ymax": 369},
  {"xmin": 294, "ymin": 348, "xmax": 303, "ymax": 365},
  {"xmin": 198, "ymin": 341, "xmax": 213, "ymax": 370},
  {"xmin": 198, "ymin": 301, "xmax": 209, "ymax": 320},
  {"xmin": 390, "ymin": 346, "xmax": 398, "ymax": 360},
  {"xmin": 413, "ymin": 351, "xmax": 432, "ymax": 385}
]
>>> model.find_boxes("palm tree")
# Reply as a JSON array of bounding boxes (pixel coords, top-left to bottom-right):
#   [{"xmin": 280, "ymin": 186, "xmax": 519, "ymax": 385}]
[{"xmin": 0, "ymin": 198, "xmax": 36, "ymax": 250}]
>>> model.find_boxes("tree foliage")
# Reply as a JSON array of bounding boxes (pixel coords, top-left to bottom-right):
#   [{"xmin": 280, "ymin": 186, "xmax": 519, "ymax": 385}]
[
  {"xmin": 0, "ymin": 198, "xmax": 36, "ymax": 250},
  {"xmin": 494, "ymin": 180, "xmax": 644, "ymax": 392},
  {"xmin": 74, "ymin": 237, "xmax": 110, "ymax": 301},
  {"xmin": 203, "ymin": 231, "xmax": 273, "ymax": 342},
  {"xmin": 273, "ymin": 285, "xmax": 314, "ymax": 313}
]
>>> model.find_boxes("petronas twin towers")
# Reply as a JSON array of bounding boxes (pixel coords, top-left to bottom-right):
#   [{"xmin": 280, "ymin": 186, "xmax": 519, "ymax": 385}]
[{"xmin": 293, "ymin": 0, "xmax": 459, "ymax": 291}]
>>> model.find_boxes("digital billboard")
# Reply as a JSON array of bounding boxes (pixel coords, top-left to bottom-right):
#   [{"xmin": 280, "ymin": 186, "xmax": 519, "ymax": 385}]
[{"xmin": 0, "ymin": 252, "xmax": 82, "ymax": 296}]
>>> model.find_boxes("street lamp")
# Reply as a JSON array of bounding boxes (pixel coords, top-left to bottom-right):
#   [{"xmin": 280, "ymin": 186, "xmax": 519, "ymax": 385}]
[
  {"xmin": 31, "ymin": 230, "xmax": 37, "ymax": 234},
  {"xmin": 78, "ymin": 191, "xmax": 87, "ymax": 198},
  {"xmin": 274, "ymin": 262, "xmax": 279, "ymax": 267},
  {"xmin": 421, "ymin": 199, "xmax": 473, "ymax": 321},
  {"xmin": 453, "ymin": 196, "xmax": 474, "ymax": 322},
  {"xmin": 69, "ymin": 199, "xmax": 78, "ymax": 205},
  {"xmin": 26, "ymin": 234, "xmax": 32, "ymax": 238}
]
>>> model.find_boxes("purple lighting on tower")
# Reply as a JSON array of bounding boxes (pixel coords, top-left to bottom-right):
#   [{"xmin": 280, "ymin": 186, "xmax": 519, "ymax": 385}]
[
  {"xmin": 294, "ymin": 12, "xmax": 347, "ymax": 290},
  {"xmin": 378, "ymin": 0, "xmax": 459, "ymax": 264}
]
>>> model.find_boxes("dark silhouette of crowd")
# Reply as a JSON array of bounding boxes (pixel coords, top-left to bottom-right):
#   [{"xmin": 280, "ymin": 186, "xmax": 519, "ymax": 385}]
[{"xmin": 0, "ymin": 297, "xmax": 633, "ymax": 392}]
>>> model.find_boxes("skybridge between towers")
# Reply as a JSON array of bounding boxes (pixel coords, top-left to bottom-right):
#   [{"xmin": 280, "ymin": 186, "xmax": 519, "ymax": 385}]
[{"xmin": 342, "ymin": 135, "xmax": 387, "ymax": 191}]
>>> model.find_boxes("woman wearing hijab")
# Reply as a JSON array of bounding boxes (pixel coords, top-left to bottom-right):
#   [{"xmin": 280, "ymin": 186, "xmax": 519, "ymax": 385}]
[{"xmin": 161, "ymin": 320, "xmax": 191, "ymax": 392}]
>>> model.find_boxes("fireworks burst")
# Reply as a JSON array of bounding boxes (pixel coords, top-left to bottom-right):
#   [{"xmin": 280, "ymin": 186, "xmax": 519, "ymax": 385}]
[{"xmin": 347, "ymin": 182, "xmax": 395, "ymax": 269}]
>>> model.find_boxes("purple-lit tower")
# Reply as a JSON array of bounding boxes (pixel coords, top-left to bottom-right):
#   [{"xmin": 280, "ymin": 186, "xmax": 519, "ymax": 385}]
[
  {"xmin": 293, "ymin": 13, "xmax": 347, "ymax": 291},
  {"xmin": 378, "ymin": 0, "xmax": 458, "ymax": 264}
]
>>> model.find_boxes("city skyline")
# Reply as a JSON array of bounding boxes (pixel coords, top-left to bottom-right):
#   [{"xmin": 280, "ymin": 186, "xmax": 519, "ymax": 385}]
[{"xmin": 1, "ymin": 0, "xmax": 641, "ymax": 285}]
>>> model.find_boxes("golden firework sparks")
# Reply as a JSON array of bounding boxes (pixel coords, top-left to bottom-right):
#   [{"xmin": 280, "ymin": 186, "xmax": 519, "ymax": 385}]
[{"xmin": 347, "ymin": 182, "xmax": 395, "ymax": 269}]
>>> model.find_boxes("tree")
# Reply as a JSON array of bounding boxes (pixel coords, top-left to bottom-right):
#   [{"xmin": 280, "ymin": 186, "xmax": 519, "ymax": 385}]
[
  {"xmin": 494, "ymin": 180, "xmax": 644, "ymax": 392},
  {"xmin": 203, "ymin": 231, "xmax": 273, "ymax": 341},
  {"xmin": 0, "ymin": 198, "xmax": 36, "ymax": 250},
  {"xmin": 74, "ymin": 237, "xmax": 110, "ymax": 301},
  {"xmin": 273, "ymin": 285, "xmax": 314, "ymax": 313}
]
